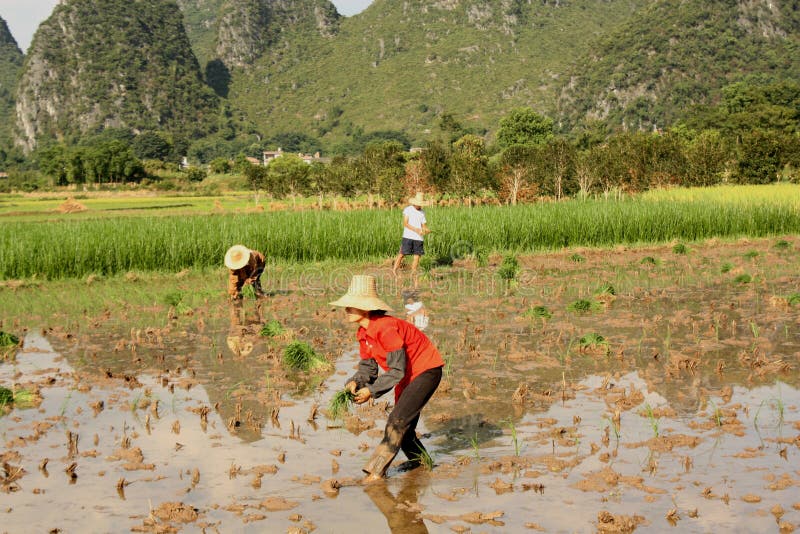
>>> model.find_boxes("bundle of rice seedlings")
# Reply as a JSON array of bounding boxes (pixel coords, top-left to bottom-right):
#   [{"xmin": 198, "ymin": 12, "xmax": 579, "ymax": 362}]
[
  {"xmin": 260, "ymin": 320, "xmax": 285, "ymax": 338},
  {"xmin": 579, "ymin": 333, "xmax": 608, "ymax": 351},
  {"xmin": 0, "ymin": 386, "xmax": 13, "ymax": 406},
  {"xmin": 282, "ymin": 341, "xmax": 328, "ymax": 371},
  {"xmin": 567, "ymin": 298, "xmax": 601, "ymax": 314},
  {"xmin": 241, "ymin": 284, "xmax": 257, "ymax": 300},
  {"xmin": 595, "ymin": 283, "xmax": 616, "ymax": 296},
  {"xmin": 162, "ymin": 291, "xmax": 184, "ymax": 307},
  {"xmin": 570, "ymin": 253, "xmax": 586, "ymax": 263},
  {"xmin": 327, "ymin": 389, "xmax": 355, "ymax": 420},
  {"xmin": 523, "ymin": 306, "xmax": 552, "ymax": 320},
  {"xmin": 787, "ymin": 293, "xmax": 800, "ymax": 306},
  {"xmin": 0, "ymin": 331, "xmax": 19, "ymax": 360}
]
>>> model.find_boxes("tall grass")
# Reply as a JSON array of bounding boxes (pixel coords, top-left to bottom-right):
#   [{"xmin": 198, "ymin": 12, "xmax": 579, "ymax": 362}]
[{"xmin": 2, "ymin": 185, "xmax": 799, "ymax": 280}]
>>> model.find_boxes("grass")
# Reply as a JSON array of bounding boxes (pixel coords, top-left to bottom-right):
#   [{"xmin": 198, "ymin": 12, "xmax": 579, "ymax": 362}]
[
  {"xmin": 282, "ymin": 341, "xmax": 328, "ymax": 372},
  {"xmin": 672, "ymin": 243, "xmax": 688, "ymax": 255},
  {"xmin": 773, "ymin": 239, "xmax": 791, "ymax": 250},
  {"xmin": 720, "ymin": 262, "xmax": 734, "ymax": 273},
  {"xmin": 497, "ymin": 254, "xmax": 520, "ymax": 281},
  {"xmin": 733, "ymin": 273, "xmax": 752, "ymax": 284},
  {"xmin": 327, "ymin": 389, "xmax": 355, "ymax": 420},
  {"xmin": 4, "ymin": 184, "xmax": 800, "ymax": 280}
]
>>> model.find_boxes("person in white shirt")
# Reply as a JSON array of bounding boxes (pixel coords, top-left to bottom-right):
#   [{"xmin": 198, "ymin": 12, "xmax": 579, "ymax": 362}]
[{"xmin": 392, "ymin": 192, "xmax": 431, "ymax": 278}]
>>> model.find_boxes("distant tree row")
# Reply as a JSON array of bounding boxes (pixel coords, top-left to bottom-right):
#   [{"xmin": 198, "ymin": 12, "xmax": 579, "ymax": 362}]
[{"xmin": 9, "ymin": 81, "xmax": 800, "ymax": 198}]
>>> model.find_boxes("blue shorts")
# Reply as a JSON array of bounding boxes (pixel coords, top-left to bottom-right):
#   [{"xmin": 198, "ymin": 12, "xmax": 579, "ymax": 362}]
[{"xmin": 400, "ymin": 238, "xmax": 424, "ymax": 256}]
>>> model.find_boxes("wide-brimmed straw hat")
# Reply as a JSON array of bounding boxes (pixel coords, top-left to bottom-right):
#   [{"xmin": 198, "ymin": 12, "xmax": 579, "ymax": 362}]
[
  {"xmin": 407, "ymin": 192, "xmax": 431, "ymax": 207},
  {"xmin": 224, "ymin": 245, "xmax": 251, "ymax": 270},
  {"xmin": 329, "ymin": 275, "xmax": 393, "ymax": 311}
]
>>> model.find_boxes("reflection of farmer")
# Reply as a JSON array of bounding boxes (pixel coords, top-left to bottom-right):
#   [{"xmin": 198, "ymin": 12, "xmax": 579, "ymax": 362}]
[
  {"xmin": 330, "ymin": 275, "xmax": 443, "ymax": 482},
  {"xmin": 226, "ymin": 301, "xmax": 254, "ymax": 356},
  {"xmin": 392, "ymin": 192, "xmax": 431, "ymax": 277},
  {"xmin": 225, "ymin": 245, "xmax": 265, "ymax": 300},
  {"xmin": 363, "ymin": 477, "xmax": 429, "ymax": 533}
]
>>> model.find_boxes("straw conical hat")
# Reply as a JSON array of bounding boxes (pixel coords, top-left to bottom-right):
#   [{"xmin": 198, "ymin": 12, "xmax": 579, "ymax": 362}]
[
  {"xmin": 407, "ymin": 192, "xmax": 431, "ymax": 206},
  {"xmin": 225, "ymin": 245, "xmax": 251, "ymax": 270},
  {"xmin": 329, "ymin": 275, "xmax": 393, "ymax": 311}
]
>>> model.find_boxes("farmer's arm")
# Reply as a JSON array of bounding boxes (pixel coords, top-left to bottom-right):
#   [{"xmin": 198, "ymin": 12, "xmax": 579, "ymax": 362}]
[
  {"xmin": 244, "ymin": 252, "xmax": 266, "ymax": 285},
  {"xmin": 228, "ymin": 270, "xmax": 242, "ymax": 298},
  {"xmin": 366, "ymin": 348, "xmax": 406, "ymax": 399},
  {"xmin": 346, "ymin": 358, "xmax": 378, "ymax": 390}
]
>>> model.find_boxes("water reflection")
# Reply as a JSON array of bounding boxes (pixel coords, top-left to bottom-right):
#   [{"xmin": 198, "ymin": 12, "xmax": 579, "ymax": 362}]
[{"xmin": 363, "ymin": 476, "xmax": 430, "ymax": 533}]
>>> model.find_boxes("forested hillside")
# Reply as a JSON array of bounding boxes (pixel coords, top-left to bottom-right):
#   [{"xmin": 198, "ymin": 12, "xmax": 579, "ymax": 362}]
[
  {"xmin": 0, "ymin": 17, "xmax": 22, "ymax": 153},
  {"xmin": 558, "ymin": 0, "xmax": 800, "ymax": 134},
  {"xmin": 14, "ymin": 0, "xmax": 219, "ymax": 152}
]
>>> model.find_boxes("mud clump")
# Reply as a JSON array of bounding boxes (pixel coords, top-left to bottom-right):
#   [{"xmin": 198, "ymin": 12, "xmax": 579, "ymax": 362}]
[{"xmin": 597, "ymin": 510, "xmax": 646, "ymax": 533}]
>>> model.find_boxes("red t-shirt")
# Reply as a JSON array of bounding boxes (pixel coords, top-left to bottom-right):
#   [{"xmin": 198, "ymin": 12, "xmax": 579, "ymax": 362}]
[{"xmin": 356, "ymin": 315, "xmax": 444, "ymax": 400}]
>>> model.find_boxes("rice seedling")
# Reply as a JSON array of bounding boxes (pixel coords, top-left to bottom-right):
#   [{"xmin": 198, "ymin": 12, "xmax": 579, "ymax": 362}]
[
  {"xmin": 567, "ymin": 298, "xmax": 601, "ymax": 314},
  {"xmin": 327, "ymin": 389, "xmax": 355, "ymax": 420},
  {"xmin": 259, "ymin": 319, "xmax": 285, "ymax": 338},
  {"xmin": 786, "ymin": 293, "xmax": 800, "ymax": 306},
  {"xmin": 733, "ymin": 273, "xmax": 752, "ymax": 284},
  {"xmin": 503, "ymin": 418, "xmax": 522, "ymax": 456},
  {"xmin": 241, "ymin": 284, "xmax": 257, "ymax": 300},
  {"xmin": 0, "ymin": 331, "xmax": 20, "ymax": 359},
  {"xmin": 473, "ymin": 247, "xmax": 489, "ymax": 267},
  {"xmin": 720, "ymin": 262, "xmax": 734, "ymax": 273},
  {"xmin": 0, "ymin": 386, "xmax": 13, "ymax": 407},
  {"xmin": 412, "ymin": 448, "xmax": 436, "ymax": 471},
  {"xmin": 11, "ymin": 389, "xmax": 36, "ymax": 407},
  {"xmin": 709, "ymin": 400, "xmax": 723, "ymax": 428},
  {"xmin": 594, "ymin": 283, "xmax": 616, "ymax": 296},
  {"xmin": 643, "ymin": 403, "xmax": 659, "ymax": 437},
  {"xmin": 578, "ymin": 333, "xmax": 608, "ymax": 352},
  {"xmin": 162, "ymin": 291, "xmax": 184, "ymax": 307},
  {"xmin": 640, "ymin": 256, "xmax": 658, "ymax": 266},
  {"xmin": 569, "ymin": 253, "xmax": 585, "ymax": 263},
  {"xmin": 523, "ymin": 305, "xmax": 552, "ymax": 321},
  {"xmin": 672, "ymin": 243, "xmax": 688, "ymax": 255},
  {"xmin": 497, "ymin": 254, "xmax": 520, "ymax": 281},
  {"xmin": 282, "ymin": 341, "xmax": 328, "ymax": 371},
  {"xmin": 743, "ymin": 250, "xmax": 759, "ymax": 259},
  {"xmin": 442, "ymin": 353, "xmax": 454, "ymax": 379},
  {"xmin": 470, "ymin": 432, "xmax": 481, "ymax": 460},
  {"xmin": 773, "ymin": 239, "xmax": 791, "ymax": 250}
]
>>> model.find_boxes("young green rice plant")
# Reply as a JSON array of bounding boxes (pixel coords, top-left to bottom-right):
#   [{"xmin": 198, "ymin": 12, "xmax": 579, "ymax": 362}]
[
  {"xmin": 470, "ymin": 432, "xmax": 481, "ymax": 460},
  {"xmin": 594, "ymin": 283, "xmax": 616, "ymax": 296},
  {"xmin": 786, "ymin": 293, "xmax": 800, "ymax": 306},
  {"xmin": 708, "ymin": 400, "xmax": 723, "ymax": 428},
  {"xmin": 643, "ymin": 403, "xmax": 659, "ymax": 437},
  {"xmin": 11, "ymin": 388, "xmax": 37, "ymax": 407},
  {"xmin": 442, "ymin": 353, "xmax": 454, "ymax": 379},
  {"xmin": 0, "ymin": 386, "xmax": 13, "ymax": 407},
  {"xmin": 282, "ymin": 341, "xmax": 328, "ymax": 371},
  {"xmin": 259, "ymin": 319, "xmax": 285, "ymax": 338},
  {"xmin": 743, "ymin": 250, "xmax": 759, "ymax": 259},
  {"xmin": 497, "ymin": 254, "xmax": 520, "ymax": 281},
  {"xmin": 567, "ymin": 298, "xmax": 601, "ymax": 314},
  {"xmin": 162, "ymin": 290, "xmax": 184, "ymax": 307},
  {"xmin": 503, "ymin": 418, "xmax": 522, "ymax": 456},
  {"xmin": 241, "ymin": 284, "xmax": 257, "ymax": 300},
  {"xmin": 327, "ymin": 389, "xmax": 355, "ymax": 420},
  {"xmin": 578, "ymin": 333, "xmax": 609, "ymax": 352},
  {"xmin": 640, "ymin": 256, "xmax": 658, "ymax": 266},
  {"xmin": 773, "ymin": 239, "xmax": 790, "ymax": 250},
  {"xmin": 672, "ymin": 243, "xmax": 688, "ymax": 255},
  {"xmin": 720, "ymin": 262, "xmax": 734, "ymax": 273},
  {"xmin": 473, "ymin": 247, "xmax": 489, "ymax": 267},
  {"xmin": 569, "ymin": 253, "xmax": 586, "ymax": 263},
  {"xmin": 523, "ymin": 305, "xmax": 552, "ymax": 321},
  {"xmin": 418, "ymin": 255, "xmax": 435, "ymax": 273},
  {"xmin": 0, "ymin": 331, "xmax": 20, "ymax": 360},
  {"xmin": 412, "ymin": 448, "xmax": 436, "ymax": 471},
  {"xmin": 733, "ymin": 273, "xmax": 752, "ymax": 284}
]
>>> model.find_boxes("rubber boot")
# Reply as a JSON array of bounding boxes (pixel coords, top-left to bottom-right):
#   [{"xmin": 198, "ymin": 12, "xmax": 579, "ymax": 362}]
[{"xmin": 362, "ymin": 443, "xmax": 397, "ymax": 478}]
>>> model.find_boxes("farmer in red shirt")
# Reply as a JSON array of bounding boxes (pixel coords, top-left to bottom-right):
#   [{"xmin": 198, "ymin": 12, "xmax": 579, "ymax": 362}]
[{"xmin": 330, "ymin": 274, "xmax": 444, "ymax": 482}]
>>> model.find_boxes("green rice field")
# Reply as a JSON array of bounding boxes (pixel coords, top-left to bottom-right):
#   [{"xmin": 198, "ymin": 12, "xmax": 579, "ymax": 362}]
[{"xmin": 1, "ymin": 184, "xmax": 798, "ymax": 280}]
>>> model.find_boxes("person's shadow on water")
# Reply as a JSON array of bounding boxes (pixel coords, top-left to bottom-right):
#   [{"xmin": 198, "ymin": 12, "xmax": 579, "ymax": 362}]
[{"xmin": 364, "ymin": 474, "xmax": 430, "ymax": 534}]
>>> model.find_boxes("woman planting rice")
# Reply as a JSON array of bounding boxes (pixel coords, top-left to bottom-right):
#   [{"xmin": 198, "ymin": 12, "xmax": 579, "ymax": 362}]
[
  {"xmin": 330, "ymin": 275, "xmax": 443, "ymax": 481},
  {"xmin": 224, "ymin": 245, "xmax": 266, "ymax": 300}
]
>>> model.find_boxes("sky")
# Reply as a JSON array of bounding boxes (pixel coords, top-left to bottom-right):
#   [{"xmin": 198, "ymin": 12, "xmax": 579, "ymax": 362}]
[{"xmin": 2, "ymin": 0, "xmax": 374, "ymax": 53}]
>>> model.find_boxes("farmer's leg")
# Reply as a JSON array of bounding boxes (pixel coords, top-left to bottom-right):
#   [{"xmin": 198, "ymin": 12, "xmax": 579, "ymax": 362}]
[
  {"xmin": 252, "ymin": 265, "xmax": 266, "ymax": 295},
  {"xmin": 363, "ymin": 367, "xmax": 442, "ymax": 477},
  {"xmin": 392, "ymin": 253, "xmax": 405, "ymax": 275},
  {"xmin": 399, "ymin": 413, "xmax": 426, "ymax": 463}
]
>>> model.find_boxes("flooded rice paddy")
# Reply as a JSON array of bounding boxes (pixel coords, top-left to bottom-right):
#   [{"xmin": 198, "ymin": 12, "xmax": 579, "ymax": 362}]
[{"xmin": 1, "ymin": 237, "xmax": 799, "ymax": 533}]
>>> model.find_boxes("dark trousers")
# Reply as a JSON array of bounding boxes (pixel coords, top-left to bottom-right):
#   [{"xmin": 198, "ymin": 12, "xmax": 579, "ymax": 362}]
[{"xmin": 363, "ymin": 366, "xmax": 442, "ymax": 477}]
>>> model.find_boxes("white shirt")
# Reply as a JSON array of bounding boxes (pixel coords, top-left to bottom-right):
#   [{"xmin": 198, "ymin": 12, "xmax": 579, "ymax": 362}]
[{"xmin": 402, "ymin": 205, "xmax": 426, "ymax": 241}]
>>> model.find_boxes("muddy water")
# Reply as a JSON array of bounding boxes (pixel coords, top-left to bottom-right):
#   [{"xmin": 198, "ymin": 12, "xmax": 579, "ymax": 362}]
[{"xmin": 1, "ymin": 238, "xmax": 799, "ymax": 532}]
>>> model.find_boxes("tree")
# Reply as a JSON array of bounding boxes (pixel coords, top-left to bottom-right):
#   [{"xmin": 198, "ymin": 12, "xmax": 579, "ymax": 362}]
[
  {"xmin": 242, "ymin": 160, "xmax": 267, "ymax": 204},
  {"xmin": 266, "ymin": 154, "xmax": 310, "ymax": 198},
  {"xmin": 418, "ymin": 139, "xmax": 451, "ymax": 194},
  {"xmin": 540, "ymin": 137, "xmax": 577, "ymax": 199},
  {"xmin": 496, "ymin": 144, "xmax": 543, "ymax": 205},
  {"xmin": 357, "ymin": 141, "xmax": 407, "ymax": 202},
  {"xmin": 449, "ymin": 134, "xmax": 491, "ymax": 197},
  {"xmin": 132, "ymin": 131, "xmax": 172, "ymax": 160},
  {"xmin": 496, "ymin": 108, "xmax": 554, "ymax": 149}
]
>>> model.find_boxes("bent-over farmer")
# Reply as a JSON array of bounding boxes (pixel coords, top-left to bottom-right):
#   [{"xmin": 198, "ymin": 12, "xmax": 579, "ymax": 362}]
[
  {"xmin": 330, "ymin": 274, "xmax": 444, "ymax": 481},
  {"xmin": 225, "ymin": 244, "xmax": 266, "ymax": 300}
]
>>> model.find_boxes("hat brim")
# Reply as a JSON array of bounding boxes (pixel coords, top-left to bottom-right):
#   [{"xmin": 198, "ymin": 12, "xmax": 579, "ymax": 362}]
[
  {"xmin": 408, "ymin": 198, "xmax": 431, "ymax": 206},
  {"xmin": 225, "ymin": 246, "xmax": 250, "ymax": 270},
  {"xmin": 329, "ymin": 294, "xmax": 393, "ymax": 312}
]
